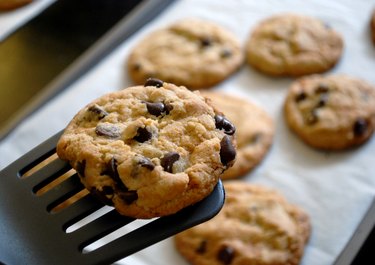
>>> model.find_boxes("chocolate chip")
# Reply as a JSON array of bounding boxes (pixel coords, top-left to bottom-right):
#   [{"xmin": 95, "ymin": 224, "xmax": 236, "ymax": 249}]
[
  {"xmin": 88, "ymin": 104, "xmax": 108, "ymax": 119},
  {"xmin": 145, "ymin": 102, "xmax": 164, "ymax": 116},
  {"xmin": 164, "ymin": 103, "xmax": 173, "ymax": 114},
  {"xmin": 119, "ymin": 190, "xmax": 138, "ymax": 205},
  {"xmin": 95, "ymin": 124, "xmax": 121, "ymax": 138},
  {"xmin": 215, "ymin": 115, "xmax": 236, "ymax": 135},
  {"xmin": 102, "ymin": 186, "xmax": 114, "ymax": 195},
  {"xmin": 295, "ymin": 91, "xmax": 307, "ymax": 102},
  {"xmin": 220, "ymin": 135, "xmax": 236, "ymax": 166},
  {"xmin": 145, "ymin": 101, "xmax": 173, "ymax": 116},
  {"xmin": 217, "ymin": 245, "xmax": 235, "ymax": 265},
  {"xmin": 90, "ymin": 186, "xmax": 113, "ymax": 206},
  {"xmin": 106, "ymin": 158, "xmax": 121, "ymax": 183},
  {"xmin": 353, "ymin": 118, "xmax": 368, "ymax": 137},
  {"xmin": 315, "ymin": 84, "xmax": 330, "ymax": 94},
  {"xmin": 161, "ymin": 152, "xmax": 180, "ymax": 173},
  {"xmin": 133, "ymin": 127, "xmax": 152, "ymax": 143},
  {"xmin": 316, "ymin": 93, "xmax": 329, "ymax": 108},
  {"xmin": 200, "ymin": 37, "xmax": 213, "ymax": 47},
  {"xmin": 138, "ymin": 157, "xmax": 155, "ymax": 170},
  {"xmin": 75, "ymin": 160, "xmax": 86, "ymax": 177},
  {"xmin": 144, "ymin": 78, "xmax": 164, "ymax": 87},
  {"xmin": 306, "ymin": 109, "xmax": 319, "ymax": 125},
  {"xmin": 196, "ymin": 240, "xmax": 207, "ymax": 254},
  {"xmin": 220, "ymin": 48, "xmax": 232, "ymax": 58}
]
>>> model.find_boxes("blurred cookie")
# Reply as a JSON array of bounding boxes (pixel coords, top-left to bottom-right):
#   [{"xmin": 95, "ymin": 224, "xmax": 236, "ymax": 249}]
[
  {"xmin": 175, "ymin": 181, "xmax": 311, "ymax": 265},
  {"xmin": 371, "ymin": 9, "xmax": 375, "ymax": 45},
  {"xmin": 127, "ymin": 18, "xmax": 244, "ymax": 89},
  {"xmin": 57, "ymin": 79, "xmax": 236, "ymax": 219},
  {"xmin": 0, "ymin": 0, "xmax": 32, "ymax": 11},
  {"xmin": 201, "ymin": 91, "xmax": 273, "ymax": 179},
  {"xmin": 284, "ymin": 74, "xmax": 375, "ymax": 150},
  {"xmin": 246, "ymin": 13, "xmax": 344, "ymax": 76}
]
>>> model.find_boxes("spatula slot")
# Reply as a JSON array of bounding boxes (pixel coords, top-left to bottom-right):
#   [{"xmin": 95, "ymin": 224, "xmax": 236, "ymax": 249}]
[
  {"xmin": 18, "ymin": 149, "xmax": 57, "ymax": 178},
  {"xmin": 81, "ymin": 217, "xmax": 151, "ymax": 254},
  {"xmin": 30, "ymin": 158, "xmax": 73, "ymax": 195}
]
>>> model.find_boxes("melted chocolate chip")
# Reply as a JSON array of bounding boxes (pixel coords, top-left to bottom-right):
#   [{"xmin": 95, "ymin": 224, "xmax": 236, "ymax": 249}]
[
  {"xmin": 215, "ymin": 115, "xmax": 236, "ymax": 135},
  {"xmin": 106, "ymin": 158, "xmax": 121, "ymax": 183},
  {"xmin": 295, "ymin": 91, "xmax": 307, "ymax": 102},
  {"xmin": 133, "ymin": 127, "xmax": 152, "ymax": 143},
  {"xmin": 353, "ymin": 118, "xmax": 368, "ymax": 137},
  {"xmin": 220, "ymin": 136, "xmax": 236, "ymax": 166},
  {"xmin": 196, "ymin": 240, "xmax": 207, "ymax": 254},
  {"xmin": 161, "ymin": 152, "xmax": 180, "ymax": 173},
  {"xmin": 75, "ymin": 160, "xmax": 86, "ymax": 177},
  {"xmin": 217, "ymin": 245, "xmax": 235, "ymax": 265},
  {"xmin": 102, "ymin": 186, "xmax": 114, "ymax": 195},
  {"xmin": 220, "ymin": 48, "xmax": 232, "ymax": 58},
  {"xmin": 102, "ymin": 158, "xmax": 127, "ymax": 191},
  {"xmin": 88, "ymin": 104, "xmax": 108, "ymax": 119},
  {"xmin": 119, "ymin": 190, "xmax": 138, "ymax": 205},
  {"xmin": 144, "ymin": 78, "xmax": 164, "ymax": 87},
  {"xmin": 90, "ymin": 187, "xmax": 113, "ymax": 205},
  {"xmin": 200, "ymin": 37, "xmax": 213, "ymax": 47},
  {"xmin": 95, "ymin": 124, "xmax": 121, "ymax": 138},
  {"xmin": 138, "ymin": 157, "xmax": 155, "ymax": 170}
]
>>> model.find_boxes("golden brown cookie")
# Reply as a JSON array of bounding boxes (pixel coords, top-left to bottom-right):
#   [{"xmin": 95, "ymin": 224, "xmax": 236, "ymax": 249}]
[
  {"xmin": 127, "ymin": 18, "xmax": 244, "ymax": 89},
  {"xmin": 0, "ymin": 0, "xmax": 32, "ymax": 11},
  {"xmin": 246, "ymin": 13, "xmax": 344, "ymax": 76},
  {"xmin": 201, "ymin": 91, "xmax": 273, "ymax": 179},
  {"xmin": 284, "ymin": 74, "xmax": 375, "ymax": 150},
  {"xmin": 175, "ymin": 181, "xmax": 311, "ymax": 265},
  {"xmin": 57, "ymin": 79, "xmax": 237, "ymax": 219}
]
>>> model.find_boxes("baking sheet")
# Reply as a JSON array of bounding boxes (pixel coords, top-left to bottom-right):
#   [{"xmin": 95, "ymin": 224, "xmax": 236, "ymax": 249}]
[
  {"xmin": 1, "ymin": 0, "xmax": 375, "ymax": 264},
  {"xmin": 0, "ymin": 0, "xmax": 55, "ymax": 41}
]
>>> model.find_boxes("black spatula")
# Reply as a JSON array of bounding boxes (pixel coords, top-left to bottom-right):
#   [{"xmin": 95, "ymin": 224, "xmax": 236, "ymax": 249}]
[{"xmin": 0, "ymin": 131, "xmax": 225, "ymax": 265}]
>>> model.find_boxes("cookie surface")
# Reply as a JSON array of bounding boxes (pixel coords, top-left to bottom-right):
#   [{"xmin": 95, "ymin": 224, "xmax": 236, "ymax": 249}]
[
  {"xmin": 284, "ymin": 74, "xmax": 375, "ymax": 150},
  {"xmin": 57, "ymin": 79, "xmax": 236, "ymax": 219},
  {"xmin": 246, "ymin": 13, "xmax": 343, "ymax": 76},
  {"xmin": 175, "ymin": 181, "xmax": 311, "ymax": 265},
  {"xmin": 127, "ymin": 18, "xmax": 244, "ymax": 89},
  {"xmin": 201, "ymin": 91, "xmax": 273, "ymax": 179},
  {"xmin": 0, "ymin": 0, "xmax": 32, "ymax": 11}
]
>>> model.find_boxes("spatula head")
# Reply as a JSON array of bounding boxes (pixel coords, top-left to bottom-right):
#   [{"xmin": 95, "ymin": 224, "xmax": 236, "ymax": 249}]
[{"xmin": 0, "ymin": 131, "xmax": 225, "ymax": 265}]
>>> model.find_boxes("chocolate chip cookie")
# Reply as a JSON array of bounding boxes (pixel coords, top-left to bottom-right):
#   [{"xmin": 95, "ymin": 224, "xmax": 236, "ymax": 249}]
[
  {"xmin": 57, "ymin": 79, "xmax": 236, "ymax": 219},
  {"xmin": 284, "ymin": 74, "xmax": 375, "ymax": 150},
  {"xmin": 175, "ymin": 181, "xmax": 311, "ymax": 265},
  {"xmin": 127, "ymin": 18, "xmax": 244, "ymax": 89},
  {"xmin": 0, "ymin": 0, "xmax": 32, "ymax": 11},
  {"xmin": 201, "ymin": 91, "xmax": 273, "ymax": 179},
  {"xmin": 246, "ymin": 13, "xmax": 344, "ymax": 76}
]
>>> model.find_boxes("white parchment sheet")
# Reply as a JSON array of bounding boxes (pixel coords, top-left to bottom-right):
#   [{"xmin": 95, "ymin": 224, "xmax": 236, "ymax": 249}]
[{"xmin": 1, "ymin": 1, "xmax": 375, "ymax": 264}]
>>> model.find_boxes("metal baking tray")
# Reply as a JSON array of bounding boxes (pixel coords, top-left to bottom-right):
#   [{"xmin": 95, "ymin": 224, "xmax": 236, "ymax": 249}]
[{"xmin": 0, "ymin": 0, "xmax": 176, "ymax": 140}]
